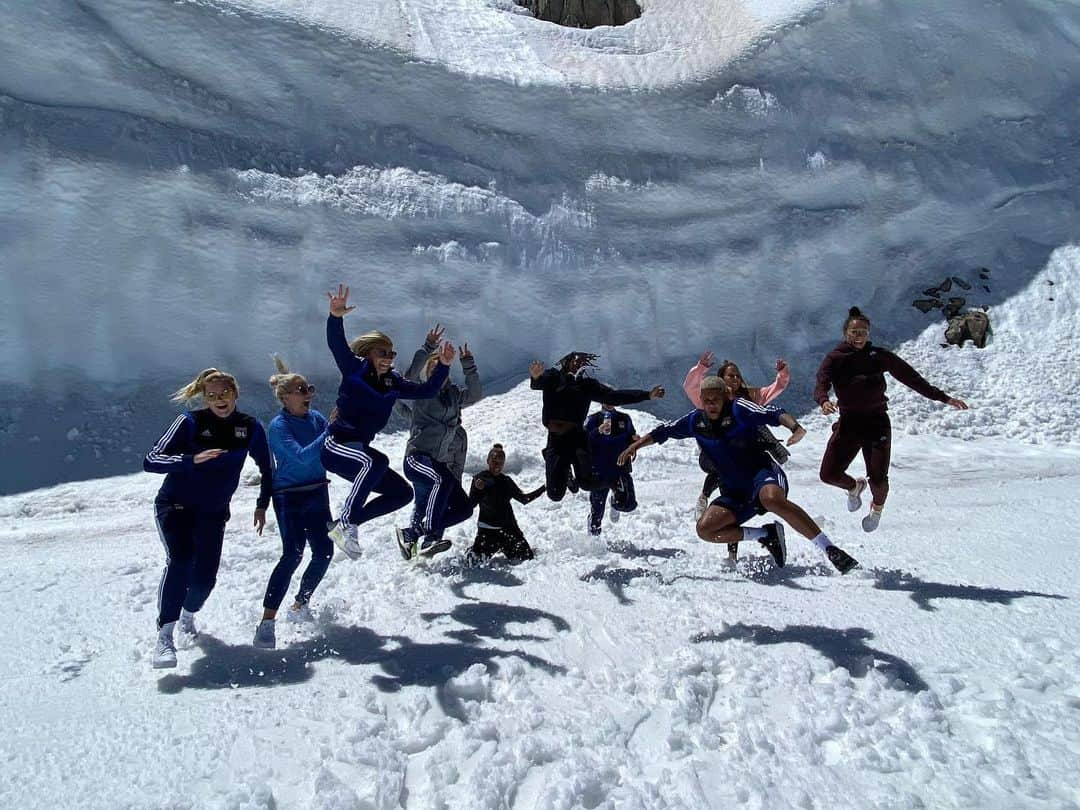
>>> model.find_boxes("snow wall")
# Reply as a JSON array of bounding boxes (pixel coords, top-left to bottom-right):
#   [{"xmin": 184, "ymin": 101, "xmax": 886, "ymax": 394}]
[{"xmin": 2, "ymin": 0, "xmax": 1079, "ymax": 492}]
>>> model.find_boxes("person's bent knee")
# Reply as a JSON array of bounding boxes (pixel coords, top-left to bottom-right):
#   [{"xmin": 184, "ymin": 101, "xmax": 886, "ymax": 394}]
[{"xmin": 757, "ymin": 485, "xmax": 786, "ymax": 511}]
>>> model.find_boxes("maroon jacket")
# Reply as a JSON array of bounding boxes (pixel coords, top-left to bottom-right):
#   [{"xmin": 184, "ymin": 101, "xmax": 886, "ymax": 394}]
[{"xmin": 814, "ymin": 341, "xmax": 949, "ymax": 414}]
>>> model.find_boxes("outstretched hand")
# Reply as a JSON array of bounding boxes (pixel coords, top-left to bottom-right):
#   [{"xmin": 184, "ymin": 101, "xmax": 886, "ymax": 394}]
[
  {"xmin": 193, "ymin": 449, "xmax": 226, "ymax": 464},
  {"xmin": 698, "ymin": 350, "xmax": 715, "ymax": 368},
  {"xmin": 438, "ymin": 341, "xmax": 456, "ymax": 365},
  {"xmin": 253, "ymin": 507, "xmax": 266, "ymax": 536},
  {"xmin": 327, "ymin": 284, "xmax": 356, "ymax": 317},
  {"xmin": 649, "ymin": 385, "xmax": 666, "ymax": 400},
  {"xmin": 820, "ymin": 400, "xmax": 837, "ymax": 416},
  {"xmin": 460, "ymin": 342, "xmax": 473, "ymax": 361},
  {"xmin": 617, "ymin": 447, "xmax": 636, "ymax": 467},
  {"xmin": 947, "ymin": 397, "xmax": 969, "ymax": 410},
  {"xmin": 776, "ymin": 358, "xmax": 789, "ymax": 374},
  {"xmin": 426, "ymin": 323, "xmax": 445, "ymax": 345},
  {"xmin": 529, "ymin": 360, "xmax": 545, "ymax": 380},
  {"xmin": 786, "ymin": 426, "xmax": 807, "ymax": 446}
]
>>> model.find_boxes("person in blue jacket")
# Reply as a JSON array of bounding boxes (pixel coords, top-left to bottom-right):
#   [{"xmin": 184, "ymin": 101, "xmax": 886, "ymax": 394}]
[
  {"xmin": 144, "ymin": 368, "xmax": 273, "ymax": 669},
  {"xmin": 252, "ymin": 357, "xmax": 332, "ymax": 650},
  {"xmin": 617, "ymin": 375, "xmax": 859, "ymax": 574},
  {"xmin": 321, "ymin": 284, "xmax": 454, "ymax": 559},
  {"xmin": 584, "ymin": 403, "xmax": 638, "ymax": 536}
]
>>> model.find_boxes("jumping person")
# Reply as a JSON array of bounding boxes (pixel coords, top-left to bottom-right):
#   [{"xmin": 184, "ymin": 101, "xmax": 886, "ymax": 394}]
[
  {"xmin": 584, "ymin": 404, "xmax": 638, "ymax": 536},
  {"xmin": 815, "ymin": 306, "xmax": 969, "ymax": 532},
  {"xmin": 618, "ymin": 375, "xmax": 859, "ymax": 574},
  {"xmin": 252, "ymin": 358, "xmax": 332, "ymax": 650},
  {"xmin": 465, "ymin": 444, "xmax": 546, "ymax": 564},
  {"xmin": 684, "ymin": 351, "xmax": 791, "ymax": 562},
  {"xmin": 395, "ymin": 325, "xmax": 482, "ymax": 560},
  {"xmin": 529, "ymin": 352, "xmax": 664, "ymax": 502},
  {"xmin": 144, "ymin": 368, "xmax": 273, "ymax": 669},
  {"xmin": 321, "ymin": 284, "xmax": 454, "ymax": 559}
]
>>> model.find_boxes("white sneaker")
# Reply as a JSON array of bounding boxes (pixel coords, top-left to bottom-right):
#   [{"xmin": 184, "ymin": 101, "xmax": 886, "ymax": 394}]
[
  {"xmin": 608, "ymin": 496, "xmax": 621, "ymax": 523},
  {"xmin": 329, "ymin": 519, "xmax": 362, "ymax": 560},
  {"xmin": 252, "ymin": 619, "xmax": 276, "ymax": 649},
  {"xmin": 178, "ymin": 608, "xmax": 198, "ymax": 638},
  {"xmin": 846, "ymin": 478, "xmax": 867, "ymax": 513},
  {"xmin": 694, "ymin": 494, "xmax": 709, "ymax": 521},
  {"xmin": 862, "ymin": 507, "xmax": 883, "ymax": 533},
  {"xmin": 286, "ymin": 604, "xmax": 316, "ymax": 625},
  {"xmin": 152, "ymin": 623, "xmax": 177, "ymax": 669}
]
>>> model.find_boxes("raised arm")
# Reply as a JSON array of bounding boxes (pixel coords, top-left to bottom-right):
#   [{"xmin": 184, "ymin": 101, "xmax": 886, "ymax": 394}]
[
  {"xmin": 392, "ymin": 344, "xmax": 452, "ymax": 400},
  {"xmin": 458, "ymin": 343, "xmax": 482, "ymax": 406},
  {"xmin": 326, "ymin": 285, "xmax": 362, "ymax": 375},
  {"xmin": 682, "ymin": 351, "xmax": 714, "ymax": 408},
  {"xmin": 582, "ymin": 377, "xmax": 664, "ymax": 407},
  {"xmin": 756, "ymin": 359, "xmax": 790, "ymax": 405},
  {"xmin": 530, "ymin": 363, "xmax": 558, "ymax": 390},
  {"xmin": 404, "ymin": 324, "xmax": 444, "ymax": 381}
]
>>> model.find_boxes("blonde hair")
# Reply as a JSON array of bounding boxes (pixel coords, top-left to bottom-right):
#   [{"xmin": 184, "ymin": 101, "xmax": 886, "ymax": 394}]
[
  {"xmin": 171, "ymin": 368, "xmax": 239, "ymax": 404},
  {"xmin": 268, "ymin": 355, "xmax": 307, "ymax": 403},
  {"xmin": 423, "ymin": 352, "xmax": 440, "ymax": 380},
  {"xmin": 349, "ymin": 330, "xmax": 393, "ymax": 358}
]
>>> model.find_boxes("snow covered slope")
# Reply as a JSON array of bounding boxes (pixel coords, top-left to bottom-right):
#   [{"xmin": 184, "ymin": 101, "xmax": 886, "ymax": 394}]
[
  {"xmin": 2, "ymin": 358, "xmax": 1079, "ymax": 807},
  {"xmin": 3, "ymin": 0, "xmax": 1080, "ymax": 493}
]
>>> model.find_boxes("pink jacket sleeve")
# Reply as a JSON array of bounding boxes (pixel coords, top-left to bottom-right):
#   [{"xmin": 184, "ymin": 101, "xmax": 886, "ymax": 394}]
[
  {"xmin": 682, "ymin": 363, "xmax": 707, "ymax": 409},
  {"xmin": 754, "ymin": 365, "xmax": 790, "ymax": 405}
]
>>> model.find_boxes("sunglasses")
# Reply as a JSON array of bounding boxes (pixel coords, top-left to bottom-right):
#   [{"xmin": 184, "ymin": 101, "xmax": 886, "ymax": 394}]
[
  {"xmin": 371, "ymin": 348, "xmax": 397, "ymax": 359},
  {"xmin": 289, "ymin": 384, "xmax": 316, "ymax": 395},
  {"xmin": 204, "ymin": 389, "xmax": 236, "ymax": 402}
]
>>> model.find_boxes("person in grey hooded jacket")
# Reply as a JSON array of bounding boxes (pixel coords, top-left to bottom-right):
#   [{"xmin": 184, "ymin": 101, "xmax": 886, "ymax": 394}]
[{"xmin": 394, "ymin": 324, "xmax": 482, "ymax": 559}]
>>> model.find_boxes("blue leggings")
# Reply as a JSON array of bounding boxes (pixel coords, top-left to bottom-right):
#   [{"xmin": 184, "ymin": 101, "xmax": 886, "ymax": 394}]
[
  {"xmin": 154, "ymin": 501, "xmax": 228, "ymax": 628},
  {"xmin": 403, "ymin": 453, "xmax": 474, "ymax": 539},
  {"xmin": 263, "ymin": 487, "xmax": 334, "ymax": 610},
  {"xmin": 321, "ymin": 438, "xmax": 412, "ymax": 526}
]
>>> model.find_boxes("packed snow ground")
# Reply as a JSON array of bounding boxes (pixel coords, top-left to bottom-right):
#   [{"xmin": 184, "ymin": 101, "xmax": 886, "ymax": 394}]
[{"xmin": 2, "ymin": 260, "xmax": 1079, "ymax": 808}]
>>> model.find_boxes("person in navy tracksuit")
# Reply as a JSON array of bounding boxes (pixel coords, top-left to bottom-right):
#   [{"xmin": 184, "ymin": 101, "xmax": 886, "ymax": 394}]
[
  {"xmin": 320, "ymin": 284, "xmax": 453, "ymax": 559},
  {"xmin": 252, "ymin": 358, "xmax": 332, "ymax": 650},
  {"xmin": 584, "ymin": 404, "xmax": 638, "ymax": 536},
  {"xmin": 144, "ymin": 368, "xmax": 273, "ymax": 669},
  {"xmin": 618, "ymin": 375, "xmax": 858, "ymax": 574}
]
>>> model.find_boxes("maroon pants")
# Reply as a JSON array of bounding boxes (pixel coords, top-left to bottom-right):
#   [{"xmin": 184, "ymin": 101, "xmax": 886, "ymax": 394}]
[{"xmin": 819, "ymin": 411, "xmax": 891, "ymax": 507}]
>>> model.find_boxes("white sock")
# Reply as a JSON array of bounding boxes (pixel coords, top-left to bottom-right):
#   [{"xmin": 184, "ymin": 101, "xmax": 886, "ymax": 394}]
[
  {"xmin": 742, "ymin": 526, "xmax": 766, "ymax": 542},
  {"xmin": 811, "ymin": 532, "xmax": 832, "ymax": 551}
]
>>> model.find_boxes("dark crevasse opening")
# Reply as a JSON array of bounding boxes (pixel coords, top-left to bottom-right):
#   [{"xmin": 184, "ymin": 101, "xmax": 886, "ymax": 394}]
[{"xmin": 514, "ymin": 0, "xmax": 641, "ymax": 28}]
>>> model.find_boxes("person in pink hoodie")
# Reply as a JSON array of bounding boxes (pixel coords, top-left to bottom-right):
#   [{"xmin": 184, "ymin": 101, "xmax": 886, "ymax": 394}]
[{"xmin": 683, "ymin": 351, "xmax": 791, "ymax": 563}]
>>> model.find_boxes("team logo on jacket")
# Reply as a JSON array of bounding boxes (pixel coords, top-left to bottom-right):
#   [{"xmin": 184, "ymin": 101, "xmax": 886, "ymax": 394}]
[
  {"xmin": 200, "ymin": 429, "xmax": 213, "ymax": 437},
  {"xmin": 235, "ymin": 426, "xmax": 249, "ymax": 439}
]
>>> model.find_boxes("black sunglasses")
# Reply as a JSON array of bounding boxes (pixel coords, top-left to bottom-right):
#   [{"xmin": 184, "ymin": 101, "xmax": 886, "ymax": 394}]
[{"xmin": 290, "ymin": 384, "xmax": 316, "ymax": 395}]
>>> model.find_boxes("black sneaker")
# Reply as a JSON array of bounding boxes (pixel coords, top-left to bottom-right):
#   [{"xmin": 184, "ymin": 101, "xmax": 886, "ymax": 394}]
[
  {"xmin": 726, "ymin": 542, "xmax": 739, "ymax": 560},
  {"xmin": 826, "ymin": 545, "xmax": 859, "ymax": 574},
  {"xmin": 417, "ymin": 536, "xmax": 452, "ymax": 558},
  {"xmin": 395, "ymin": 527, "xmax": 418, "ymax": 560},
  {"xmin": 759, "ymin": 522, "xmax": 787, "ymax": 567},
  {"xmin": 566, "ymin": 472, "xmax": 580, "ymax": 494}
]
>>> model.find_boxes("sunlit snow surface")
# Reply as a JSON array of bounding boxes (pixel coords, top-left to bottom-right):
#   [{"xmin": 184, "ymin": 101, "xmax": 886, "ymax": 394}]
[
  {"xmin": 1, "ymin": 262, "xmax": 1079, "ymax": 806},
  {"xmin": 2, "ymin": 0, "xmax": 1080, "ymax": 493}
]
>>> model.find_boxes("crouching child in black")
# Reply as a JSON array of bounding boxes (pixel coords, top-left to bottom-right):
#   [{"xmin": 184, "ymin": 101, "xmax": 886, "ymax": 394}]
[{"xmin": 465, "ymin": 444, "xmax": 546, "ymax": 564}]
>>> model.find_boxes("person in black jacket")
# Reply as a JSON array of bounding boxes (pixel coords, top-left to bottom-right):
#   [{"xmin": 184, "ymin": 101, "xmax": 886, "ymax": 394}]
[
  {"xmin": 143, "ymin": 368, "xmax": 273, "ymax": 669},
  {"xmin": 815, "ymin": 306, "xmax": 969, "ymax": 532},
  {"xmin": 465, "ymin": 444, "xmax": 546, "ymax": 563},
  {"xmin": 529, "ymin": 352, "xmax": 664, "ymax": 502},
  {"xmin": 584, "ymin": 404, "xmax": 638, "ymax": 536}
]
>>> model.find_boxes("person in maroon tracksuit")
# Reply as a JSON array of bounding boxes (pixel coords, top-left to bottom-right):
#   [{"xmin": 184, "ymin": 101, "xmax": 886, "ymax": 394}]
[{"xmin": 814, "ymin": 307, "xmax": 969, "ymax": 533}]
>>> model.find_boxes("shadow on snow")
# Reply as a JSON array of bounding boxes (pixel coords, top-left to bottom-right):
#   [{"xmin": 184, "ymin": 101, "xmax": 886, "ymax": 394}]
[
  {"xmin": 693, "ymin": 623, "xmax": 929, "ymax": 693},
  {"xmin": 869, "ymin": 567, "xmax": 1068, "ymax": 612}
]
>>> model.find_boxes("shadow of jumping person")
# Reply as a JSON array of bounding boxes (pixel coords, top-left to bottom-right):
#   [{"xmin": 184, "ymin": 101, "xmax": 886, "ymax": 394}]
[
  {"xmin": 870, "ymin": 568, "xmax": 1068, "ymax": 612},
  {"xmin": 156, "ymin": 624, "xmax": 390, "ymax": 693},
  {"xmin": 421, "ymin": 601, "xmax": 571, "ymax": 644},
  {"xmin": 693, "ymin": 623, "xmax": 929, "ymax": 693}
]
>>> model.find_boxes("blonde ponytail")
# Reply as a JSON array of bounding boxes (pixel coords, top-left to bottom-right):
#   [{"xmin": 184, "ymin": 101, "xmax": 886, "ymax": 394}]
[
  {"xmin": 171, "ymin": 368, "xmax": 239, "ymax": 404},
  {"xmin": 268, "ymin": 355, "xmax": 307, "ymax": 402}
]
